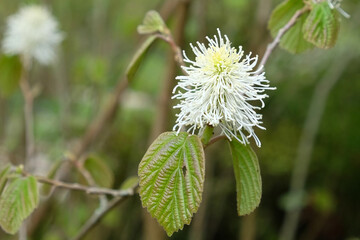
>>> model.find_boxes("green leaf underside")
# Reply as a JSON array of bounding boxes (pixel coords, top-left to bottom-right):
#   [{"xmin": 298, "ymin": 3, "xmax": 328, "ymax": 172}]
[
  {"xmin": 268, "ymin": 0, "xmax": 314, "ymax": 53},
  {"xmin": 137, "ymin": 10, "xmax": 166, "ymax": 35},
  {"xmin": 84, "ymin": 155, "xmax": 114, "ymax": 188},
  {"xmin": 303, "ymin": 2, "xmax": 339, "ymax": 49},
  {"xmin": 0, "ymin": 176, "xmax": 39, "ymax": 234},
  {"xmin": 126, "ymin": 35, "xmax": 157, "ymax": 81},
  {"xmin": 138, "ymin": 132, "xmax": 205, "ymax": 236},
  {"xmin": 0, "ymin": 165, "xmax": 11, "ymax": 195},
  {"xmin": 229, "ymin": 139, "xmax": 262, "ymax": 216},
  {"xmin": 280, "ymin": 12, "xmax": 314, "ymax": 53}
]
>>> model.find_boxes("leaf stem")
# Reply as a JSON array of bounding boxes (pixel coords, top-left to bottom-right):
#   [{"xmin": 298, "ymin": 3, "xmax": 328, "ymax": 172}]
[{"xmin": 204, "ymin": 135, "xmax": 227, "ymax": 149}]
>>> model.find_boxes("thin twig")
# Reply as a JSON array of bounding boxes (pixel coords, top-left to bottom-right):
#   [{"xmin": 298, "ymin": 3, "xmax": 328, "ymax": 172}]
[
  {"xmin": 25, "ymin": 172, "xmax": 135, "ymax": 197},
  {"xmin": 258, "ymin": 6, "xmax": 310, "ymax": 69}
]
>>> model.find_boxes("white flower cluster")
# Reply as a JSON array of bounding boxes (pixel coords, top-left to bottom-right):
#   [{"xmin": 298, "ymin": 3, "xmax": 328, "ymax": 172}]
[
  {"xmin": 2, "ymin": 5, "xmax": 63, "ymax": 65},
  {"xmin": 172, "ymin": 29, "xmax": 273, "ymax": 147}
]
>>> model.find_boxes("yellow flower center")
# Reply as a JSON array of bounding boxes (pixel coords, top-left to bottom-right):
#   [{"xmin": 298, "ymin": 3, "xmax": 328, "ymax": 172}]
[{"xmin": 197, "ymin": 44, "xmax": 239, "ymax": 76}]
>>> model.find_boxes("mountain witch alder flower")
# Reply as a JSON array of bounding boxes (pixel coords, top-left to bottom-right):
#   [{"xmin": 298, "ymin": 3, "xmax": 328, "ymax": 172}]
[
  {"xmin": 172, "ymin": 29, "xmax": 273, "ymax": 147},
  {"xmin": 2, "ymin": 5, "xmax": 63, "ymax": 65}
]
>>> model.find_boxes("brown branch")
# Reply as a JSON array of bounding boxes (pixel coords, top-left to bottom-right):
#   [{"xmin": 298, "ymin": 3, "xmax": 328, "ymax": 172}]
[{"xmin": 258, "ymin": 6, "xmax": 310, "ymax": 69}]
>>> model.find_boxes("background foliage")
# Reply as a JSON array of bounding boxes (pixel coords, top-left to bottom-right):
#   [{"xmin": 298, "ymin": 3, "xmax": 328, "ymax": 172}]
[{"xmin": 0, "ymin": 0, "xmax": 359, "ymax": 239}]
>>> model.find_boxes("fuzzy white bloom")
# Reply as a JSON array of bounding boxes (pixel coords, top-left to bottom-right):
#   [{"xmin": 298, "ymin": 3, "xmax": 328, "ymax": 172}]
[
  {"xmin": 172, "ymin": 29, "xmax": 274, "ymax": 147},
  {"xmin": 2, "ymin": 5, "xmax": 63, "ymax": 65}
]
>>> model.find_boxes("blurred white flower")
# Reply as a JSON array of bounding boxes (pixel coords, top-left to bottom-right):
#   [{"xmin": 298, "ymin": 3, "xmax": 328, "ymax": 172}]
[
  {"xmin": 2, "ymin": 5, "xmax": 63, "ymax": 65},
  {"xmin": 172, "ymin": 29, "xmax": 273, "ymax": 147}
]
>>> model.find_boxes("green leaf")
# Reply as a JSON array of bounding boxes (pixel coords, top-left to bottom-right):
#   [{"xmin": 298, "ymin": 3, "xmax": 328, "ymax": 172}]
[
  {"xmin": 125, "ymin": 35, "xmax": 157, "ymax": 82},
  {"xmin": 229, "ymin": 140, "xmax": 262, "ymax": 216},
  {"xmin": 84, "ymin": 155, "xmax": 114, "ymax": 188},
  {"xmin": 138, "ymin": 132, "xmax": 205, "ymax": 236},
  {"xmin": 268, "ymin": 0, "xmax": 313, "ymax": 53},
  {"xmin": 303, "ymin": 2, "xmax": 340, "ymax": 49},
  {"xmin": 0, "ymin": 165, "xmax": 11, "ymax": 195},
  {"xmin": 0, "ymin": 55, "xmax": 21, "ymax": 97},
  {"xmin": 137, "ymin": 10, "xmax": 167, "ymax": 35},
  {"xmin": 0, "ymin": 176, "xmax": 39, "ymax": 234}
]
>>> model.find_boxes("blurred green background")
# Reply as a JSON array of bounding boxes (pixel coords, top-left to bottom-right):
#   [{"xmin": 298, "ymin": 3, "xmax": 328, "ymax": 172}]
[{"xmin": 0, "ymin": 0, "xmax": 359, "ymax": 239}]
